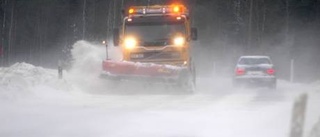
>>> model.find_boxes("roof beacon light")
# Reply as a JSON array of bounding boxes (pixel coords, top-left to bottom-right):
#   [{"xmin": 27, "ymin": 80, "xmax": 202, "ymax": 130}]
[
  {"xmin": 129, "ymin": 8, "xmax": 134, "ymax": 14},
  {"xmin": 127, "ymin": 5, "xmax": 188, "ymax": 16},
  {"xmin": 173, "ymin": 6, "xmax": 180, "ymax": 13}
]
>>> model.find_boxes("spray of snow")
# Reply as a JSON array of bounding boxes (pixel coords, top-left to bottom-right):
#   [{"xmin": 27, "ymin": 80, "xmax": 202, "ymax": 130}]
[
  {"xmin": 66, "ymin": 40, "xmax": 122, "ymax": 93},
  {"xmin": 69, "ymin": 40, "xmax": 121, "ymax": 77}
]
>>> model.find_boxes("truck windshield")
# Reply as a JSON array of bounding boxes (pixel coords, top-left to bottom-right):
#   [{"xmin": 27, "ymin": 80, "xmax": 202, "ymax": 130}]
[{"xmin": 125, "ymin": 17, "xmax": 186, "ymax": 46}]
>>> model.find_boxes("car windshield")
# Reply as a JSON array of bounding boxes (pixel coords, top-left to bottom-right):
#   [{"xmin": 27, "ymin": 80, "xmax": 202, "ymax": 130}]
[
  {"xmin": 125, "ymin": 17, "xmax": 186, "ymax": 46},
  {"xmin": 238, "ymin": 58, "xmax": 271, "ymax": 65}
]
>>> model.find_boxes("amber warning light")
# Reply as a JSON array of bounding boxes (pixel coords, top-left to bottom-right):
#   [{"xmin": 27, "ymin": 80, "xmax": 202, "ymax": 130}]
[
  {"xmin": 173, "ymin": 6, "xmax": 180, "ymax": 13},
  {"xmin": 129, "ymin": 8, "xmax": 134, "ymax": 14},
  {"xmin": 128, "ymin": 5, "xmax": 187, "ymax": 15}
]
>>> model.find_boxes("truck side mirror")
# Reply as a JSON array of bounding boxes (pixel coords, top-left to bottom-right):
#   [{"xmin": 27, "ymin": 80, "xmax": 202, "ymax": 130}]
[
  {"xmin": 113, "ymin": 28, "xmax": 120, "ymax": 46},
  {"xmin": 191, "ymin": 28, "xmax": 198, "ymax": 41}
]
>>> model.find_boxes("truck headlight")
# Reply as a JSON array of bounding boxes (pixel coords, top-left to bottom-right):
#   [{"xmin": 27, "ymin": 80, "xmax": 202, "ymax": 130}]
[
  {"xmin": 124, "ymin": 37, "xmax": 137, "ymax": 49},
  {"xmin": 173, "ymin": 36, "xmax": 185, "ymax": 47}
]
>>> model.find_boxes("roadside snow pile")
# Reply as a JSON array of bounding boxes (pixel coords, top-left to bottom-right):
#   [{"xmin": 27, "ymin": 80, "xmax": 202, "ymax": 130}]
[
  {"xmin": 0, "ymin": 62, "xmax": 71, "ymax": 100},
  {"xmin": 310, "ymin": 81, "xmax": 320, "ymax": 92},
  {"xmin": 0, "ymin": 62, "xmax": 56, "ymax": 89}
]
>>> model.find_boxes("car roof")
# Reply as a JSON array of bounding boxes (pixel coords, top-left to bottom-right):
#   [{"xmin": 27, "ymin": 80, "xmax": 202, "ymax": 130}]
[{"xmin": 239, "ymin": 56, "xmax": 270, "ymax": 59}]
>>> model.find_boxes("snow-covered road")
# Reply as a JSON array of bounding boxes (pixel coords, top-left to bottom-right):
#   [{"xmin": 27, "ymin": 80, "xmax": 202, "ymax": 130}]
[{"xmin": 0, "ymin": 41, "xmax": 319, "ymax": 137}]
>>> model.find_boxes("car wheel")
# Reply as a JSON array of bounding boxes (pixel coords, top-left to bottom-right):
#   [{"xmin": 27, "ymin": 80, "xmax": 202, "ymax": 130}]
[
  {"xmin": 232, "ymin": 80, "xmax": 240, "ymax": 88},
  {"xmin": 268, "ymin": 82, "xmax": 277, "ymax": 89}
]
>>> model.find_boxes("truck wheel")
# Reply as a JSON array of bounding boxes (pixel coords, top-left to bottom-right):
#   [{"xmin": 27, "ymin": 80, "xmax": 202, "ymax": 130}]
[
  {"xmin": 178, "ymin": 70, "xmax": 195, "ymax": 94},
  {"xmin": 192, "ymin": 64, "xmax": 197, "ymax": 89}
]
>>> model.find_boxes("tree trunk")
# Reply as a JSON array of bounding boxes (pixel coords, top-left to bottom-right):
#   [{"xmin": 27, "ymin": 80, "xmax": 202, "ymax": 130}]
[
  {"xmin": 246, "ymin": 0, "xmax": 253, "ymax": 54},
  {"xmin": 285, "ymin": 0, "xmax": 289, "ymax": 41},
  {"xmin": 8, "ymin": 0, "xmax": 15, "ymax": 65},
  {"xmin": 106, "ymin": 0, "xmax": 113, "ymax": 39},
  {"xmin": 261, "ymin": 0, "xmax": 266, "ymax": 34},
  {"xmin": 1, "ymin": 0, "xmax": 7, "ymax": 66},
  {"xmin": 113, "ymin": 0, "xmax": 117, "ymax": 27},
  {"xmin": 82, "ymin": 0, "xmax": 86, "ymax": 40},
  {"xmin": 38, "ymin": 7, "xmax": 43, "ymax": 65}
]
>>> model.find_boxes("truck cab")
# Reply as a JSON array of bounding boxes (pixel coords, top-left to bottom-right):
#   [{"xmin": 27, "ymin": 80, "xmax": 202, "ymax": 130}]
[
  {"xmin": 114, "ymin": 5, "xmax": 197, "ymax": 67},
  {"xmin": 103, "ymin": 4, "xmax": 197, "ymax": 92}
]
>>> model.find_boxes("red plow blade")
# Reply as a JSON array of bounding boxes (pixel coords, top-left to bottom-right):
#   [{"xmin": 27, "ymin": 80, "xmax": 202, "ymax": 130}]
[{"xmin": 101, "ymin": 60, "xmax": 186, "ymax": 80}]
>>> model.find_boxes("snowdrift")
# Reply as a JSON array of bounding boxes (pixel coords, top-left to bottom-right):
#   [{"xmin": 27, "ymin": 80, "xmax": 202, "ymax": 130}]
[
  {"xmin": 0, "ymin": 62, "xmax": 57, "ymax": 90},
  {"xmin": 0, "ymin": 62, "xmax": 66, "ymax": 100}
]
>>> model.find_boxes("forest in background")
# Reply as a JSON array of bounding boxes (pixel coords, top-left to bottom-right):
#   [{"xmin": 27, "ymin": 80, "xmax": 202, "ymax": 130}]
[{"xmin": 0, "ymin": 0, "xmax": 319, "ymax": 82}]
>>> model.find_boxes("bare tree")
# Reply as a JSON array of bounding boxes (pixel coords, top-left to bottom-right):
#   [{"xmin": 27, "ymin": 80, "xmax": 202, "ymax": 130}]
[
  {"xmin": 106, "ymin": 0, "xmax": 113, "ymax": 39},
  {"xmin": 247, "ymin": 0, "xmax": 253, "ymax": 53},
  {"xmin": 1, "ymin": 0, "xmax": 7, "ymax": 66},
  {"xmin": 7, "ymin": 0, "xmax": 15, "ymax": 65},
  {"xmin": 261, "ymin": 0, "xmax": 266, "ymax": 36},
  {"xmin": 82, "ymin": 0, "xmax": 86, "ymax": 40},
  {"xmin": 285, "ymin": 0, "xmax": 290, "ymax": 41}
]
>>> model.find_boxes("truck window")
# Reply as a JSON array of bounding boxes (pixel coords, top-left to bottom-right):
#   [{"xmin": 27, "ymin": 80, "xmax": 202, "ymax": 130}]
[{"xmin": 124, "ymin": 17, "xmax": 186, "ymax": 46}]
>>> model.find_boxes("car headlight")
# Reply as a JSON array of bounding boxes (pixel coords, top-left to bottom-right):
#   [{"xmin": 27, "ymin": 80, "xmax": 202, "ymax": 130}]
[
  {"xmin": 124, "ymin": 37, "xmax": 137, "ymax": 49},
  {"xmin": 173, "ymin": 36, "xmax": 185, "ymax": 47}
]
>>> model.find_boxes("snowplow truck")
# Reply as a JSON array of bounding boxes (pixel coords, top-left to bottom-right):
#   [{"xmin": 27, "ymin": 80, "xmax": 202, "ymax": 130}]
[{"xmin": 101, "ymin": 4, "xmax": 198, "ymax": 92}]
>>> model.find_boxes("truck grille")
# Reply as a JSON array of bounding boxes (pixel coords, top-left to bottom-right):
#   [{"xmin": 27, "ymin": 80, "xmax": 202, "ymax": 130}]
[{"xmin": 130, "ymin": 51, "xmax": 181, "ymax": 61}]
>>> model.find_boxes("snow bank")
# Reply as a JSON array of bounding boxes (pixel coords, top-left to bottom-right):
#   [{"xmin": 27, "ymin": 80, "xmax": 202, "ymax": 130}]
[
  {"xmin": 0, "ymin": 62, "xmax": 56, "ymax": 90},
  {"xmin": 0, "ymin": 62, "xmax": 75, "ymax": 101},
  {"xmin": 310, "ymin": 81, "xmax": 320, "ymax": 92}
]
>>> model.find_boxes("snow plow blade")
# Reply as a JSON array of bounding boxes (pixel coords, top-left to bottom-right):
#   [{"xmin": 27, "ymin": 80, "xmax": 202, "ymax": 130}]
[{"xmin": 100, "ymin": 60, "xmax": 187, "ymax": 82}]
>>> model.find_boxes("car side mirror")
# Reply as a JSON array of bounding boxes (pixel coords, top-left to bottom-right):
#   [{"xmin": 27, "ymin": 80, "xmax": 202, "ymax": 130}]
[
  {"xmin": 113, "ymin": 28, "xmax": 119, "ymax": 46},
  {"xmin": 191, "ymin": 27, "xmax": 198, "ymax": 41}
]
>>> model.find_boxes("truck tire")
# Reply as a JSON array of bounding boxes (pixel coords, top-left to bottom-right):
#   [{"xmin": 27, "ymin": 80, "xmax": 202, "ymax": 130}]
[{"xmin": 178, "ymin": 70, "xmax": 195, "ymax": 94}]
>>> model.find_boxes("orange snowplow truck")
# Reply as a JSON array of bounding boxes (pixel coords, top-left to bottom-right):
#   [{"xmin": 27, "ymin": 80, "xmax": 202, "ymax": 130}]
[{"xmin": 101, "ymin": 4, "xmax": 198, "ymax": 92}]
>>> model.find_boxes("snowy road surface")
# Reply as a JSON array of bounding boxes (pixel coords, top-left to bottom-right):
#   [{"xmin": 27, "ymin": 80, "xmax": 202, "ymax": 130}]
[
  {"xmin": 0, "ymin": 63, "xmax": 319, "ymax": 137},
  {"xmin": 0, "ymin": 41, "xmax": 319, "ymax": 137}
]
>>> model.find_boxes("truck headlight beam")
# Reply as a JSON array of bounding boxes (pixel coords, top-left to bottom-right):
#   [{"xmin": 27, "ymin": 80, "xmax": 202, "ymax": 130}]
[
  {"xmin": 124, "ymin": 37, "xmax": 137, "ymax": 49},
  {"xmin": 173, "ymin": 37, "xmax": 185, "ymax": 47}
]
